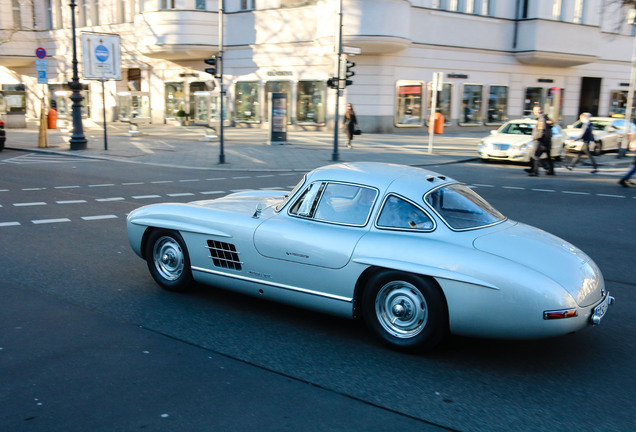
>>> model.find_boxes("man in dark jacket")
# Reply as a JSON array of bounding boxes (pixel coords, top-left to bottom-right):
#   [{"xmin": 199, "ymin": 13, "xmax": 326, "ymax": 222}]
[
  {"xmin": 526, "ymin": 105, "xmax": 554, "ymax": 176},
  {"xmin": 565, "ymin": 112, "xmax": 598, "ymax": 173}
]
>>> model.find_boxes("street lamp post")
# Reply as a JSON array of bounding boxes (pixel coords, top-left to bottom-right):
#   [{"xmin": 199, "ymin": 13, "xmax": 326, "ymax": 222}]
[{"xmin": 68, "ymin": 0, "xmax": 87, "ymax": 150}]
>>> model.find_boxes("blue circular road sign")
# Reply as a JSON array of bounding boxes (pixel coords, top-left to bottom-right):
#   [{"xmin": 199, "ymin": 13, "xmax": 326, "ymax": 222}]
[{"xmin": 95, "ymin": 45, "xmax": 109, "ymax": 62}]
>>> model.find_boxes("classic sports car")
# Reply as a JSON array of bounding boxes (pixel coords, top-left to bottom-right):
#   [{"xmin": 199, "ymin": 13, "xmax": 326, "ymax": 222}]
[{"xmin": 127, "ymin": 162, "xmax": 613, "ymax": 352}]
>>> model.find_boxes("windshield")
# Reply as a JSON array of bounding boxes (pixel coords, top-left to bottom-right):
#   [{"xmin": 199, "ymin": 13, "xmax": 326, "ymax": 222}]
[
  {"xmin": 425, "ymin": 184, "xmax": 505, "ymax": 230},
  {"xmin": 275, "ymin": 176, "xmax": 306, "ymax": 212},
  {"xmin": 499, "ymin": 122, "xmax": 534, "ymax": 135}
]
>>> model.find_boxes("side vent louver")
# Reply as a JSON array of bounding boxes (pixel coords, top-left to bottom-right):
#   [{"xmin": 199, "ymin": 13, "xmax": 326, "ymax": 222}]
[{"xmin": 206, "ymin": 240, "xmax": 243, "ymax": 271}]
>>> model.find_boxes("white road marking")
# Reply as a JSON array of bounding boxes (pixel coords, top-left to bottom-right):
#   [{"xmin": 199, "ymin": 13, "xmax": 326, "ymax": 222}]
[
  {"xmin": 32, "ymin": 218, "xmax": 71, "ymax": 224},
  {"xmin": 151, "ymin": 180, "xmax": 173, "ymax": 184},
  {"xmin": 54, "ymin": 185, "xmax": 80, "ymax": 189},
  {"xmin": 96, "ymin": 197, "xmax": 125, "ymax": 202},
  {"xmin": 167, "ymin": 193, "xmax": 195, "ymax": 197},
  {"xmin": 0, "ymin": 222, "xmax": 20, "ymax": 227},
  {"xmin": 562, "ymin": 191, "xmax": 590, "ymax": 195},
  {"xmin": 81, "ymin": 215, "xmax": 118, "ymax": 221},
  {"xmin": 22, "ymin": 187, "xmax": 45, "ymax": 191},
  {"xmin": 14, "ymin": 202, "xmax": 46, "ymax": 207},
  {"xmin": 56, "ymin": 200, "xmax": 88, "ymax": 204},
  {"xmin": 597, "ymin": 194, "xmax": 626, "ymax": 198},
  {"xmin": 472, "ymin": 183, "xmax": 495, "ymax": 187},
  {"xmin": 88, "ymin": 184, "xmax": 115, "ymax": 188},
  {"xmin": 200, "ymin": 191, "xmax": 225, "ymax": 195},
  {"xmin": 531, "ymin": 188, "xmax": 556, "ymax": 193},
  {"xmin": 179, "ymin": 179, "xmax": 200, "ymax": 182},
  {"xmin": 122, "ymin": 182, "xmax": 144, "ymax": 186},
  {"xmin": 206, "ymin": 177, "xmax": 227, "ymax": 181},
  {"xmin": 133, "ymin": 195, "xmax": 161, "ymax": 199},
  {"xmin": 502, "ymin": 186, "xmax": 525, "ymax": 190}
]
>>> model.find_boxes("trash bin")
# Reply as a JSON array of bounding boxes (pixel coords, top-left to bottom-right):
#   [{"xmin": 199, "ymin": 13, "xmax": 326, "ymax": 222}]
[
  {"xmin": 428, "ymin": 112, "xmax": 444, "ymax": 134},
  {"xmin": 48, "ymin": 108, "xmax": 57, "ymax": 129}
]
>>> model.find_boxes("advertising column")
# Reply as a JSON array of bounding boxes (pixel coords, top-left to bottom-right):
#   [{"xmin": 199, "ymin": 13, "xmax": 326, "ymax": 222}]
[{"xmin": 269, "ymin": 92, "xmax": 288, "ymax": 145}]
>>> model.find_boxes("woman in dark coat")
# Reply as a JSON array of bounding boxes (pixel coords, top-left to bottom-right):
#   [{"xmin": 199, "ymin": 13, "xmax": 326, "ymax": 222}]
[{"xmin": 343, "ymin": 103, "xmax": 358, "ymax": 148}]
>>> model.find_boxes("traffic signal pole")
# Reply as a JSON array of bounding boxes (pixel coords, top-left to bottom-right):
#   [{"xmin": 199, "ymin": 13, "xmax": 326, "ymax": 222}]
[
  {"xmin": 218, "ymin": 0, "xmax": 225, "ymax": 164},
  {"xmin": 332, "ymin": 0, "xmax": 343, "ymax": 162}
]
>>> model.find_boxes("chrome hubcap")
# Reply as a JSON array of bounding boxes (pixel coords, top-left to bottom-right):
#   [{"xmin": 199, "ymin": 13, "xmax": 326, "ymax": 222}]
[
  {"xmin": 375, "ymin": 281, "xmax": 428, "ymax": 338},
  {"xmin": 153, "ymin": 236, "xmax": 184, "ymax": 281}
]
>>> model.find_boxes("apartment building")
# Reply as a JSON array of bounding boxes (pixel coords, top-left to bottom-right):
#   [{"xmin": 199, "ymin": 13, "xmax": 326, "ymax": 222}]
[{"xmin": 1, "ymin": 0, "xmax": 635, "ymax": 132}]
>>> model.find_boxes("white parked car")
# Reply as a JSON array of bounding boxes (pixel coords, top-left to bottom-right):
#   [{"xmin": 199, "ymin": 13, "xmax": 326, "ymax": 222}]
[
  {"xmin": 562, "ymin": 116, "xmax": 636, "ymax": 155},
  {"xmin": 478, "ymin": 119, "xmax": 564, "ymax": 163},
  {"xmin": 127, "ymin": 162, "xmax": 613, "ymax": 352}
]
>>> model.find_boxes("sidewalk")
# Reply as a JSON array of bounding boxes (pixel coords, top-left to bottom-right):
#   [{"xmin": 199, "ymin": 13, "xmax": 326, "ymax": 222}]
[{"xmin": 4, "ymin": 121, "xmax": 633, "ymax": 172}]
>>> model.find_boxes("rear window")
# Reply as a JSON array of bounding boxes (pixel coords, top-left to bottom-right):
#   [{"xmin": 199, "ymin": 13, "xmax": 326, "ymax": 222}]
[{"xmin": 425, "ymin": 184, "xmax": 505, "ymax": 230}]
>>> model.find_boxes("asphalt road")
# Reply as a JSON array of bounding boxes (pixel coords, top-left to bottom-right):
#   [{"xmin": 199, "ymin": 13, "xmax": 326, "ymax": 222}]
[{"xmin": 0, "ymin": 150, "xmax": 634, "ymax": 431}]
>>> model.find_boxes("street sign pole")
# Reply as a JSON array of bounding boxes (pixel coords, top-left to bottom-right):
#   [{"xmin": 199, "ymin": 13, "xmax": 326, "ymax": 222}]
[{"xmin": 332, "ymin": 0, "xmax": 343, "ymax": 162}]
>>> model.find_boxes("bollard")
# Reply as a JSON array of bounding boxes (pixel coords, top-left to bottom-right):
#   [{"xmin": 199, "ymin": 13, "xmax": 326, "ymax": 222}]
[{"xmin": 0, "ymin": 120, "xmax": 5, "ymax": 151}]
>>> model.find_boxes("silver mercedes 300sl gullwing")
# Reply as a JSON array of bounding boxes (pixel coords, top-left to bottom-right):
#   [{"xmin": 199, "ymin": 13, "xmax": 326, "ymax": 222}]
[{"xmin": 127, "ymin": 162, "xmax": 613, "ymax": 352}]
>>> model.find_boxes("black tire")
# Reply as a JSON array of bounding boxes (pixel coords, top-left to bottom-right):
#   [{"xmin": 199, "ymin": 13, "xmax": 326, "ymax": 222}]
[
  {"xmin": 144, "ymin": 229, "xmax": 193, "ymax": 292},
  {"xmin": 362, "ymin": 271, "xmax": 448, "ymax": 352}
]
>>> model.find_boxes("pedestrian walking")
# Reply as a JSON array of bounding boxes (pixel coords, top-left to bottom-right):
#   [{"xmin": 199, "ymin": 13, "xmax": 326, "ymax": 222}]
[
  {"xmin": 565, "ymin": 112, "xmax": 598, "ymax": 173},
  {"xmin": 618, "ymin": 154, "xmax": 636, "ymax": 187},
  {"xmin": 525, "ymin": 105, "xmax": 555, "ymax": 176},
  {"xmin": 343, "ymin": 103, "xmax": 359, "ymax": 149}
]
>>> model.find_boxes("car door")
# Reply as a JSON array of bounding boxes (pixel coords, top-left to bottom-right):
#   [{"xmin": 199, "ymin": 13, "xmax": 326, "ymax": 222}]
[{"xmin": 253, "ymin": 181, "xmax": 378, "ymax": 270}]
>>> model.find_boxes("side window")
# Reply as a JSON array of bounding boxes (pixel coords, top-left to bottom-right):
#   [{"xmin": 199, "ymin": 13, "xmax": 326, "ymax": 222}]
[
  {"xmin": 289, "ymin": 182, "xmax": 325, "ymax": 217},
  {"xmin": 377, "ymin": 195, "xmax": 434, "ymax": 231},
  {"xmin": 314, "ymin": 183, "xmax": 377, "ymax": 226}
]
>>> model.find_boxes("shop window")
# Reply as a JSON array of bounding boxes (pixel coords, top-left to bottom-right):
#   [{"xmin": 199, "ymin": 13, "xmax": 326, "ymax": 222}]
[
  {"xmin": 296, "ymin": 81, "xmax": 325, "ymax": 125},
  {"xmin": 460, "ymin": 84, "xmax": 483, "ymax": 125},
  {"xmin": 240, "ymin": 0, "xmax": 254, "ymax": 10},
  {"xmin": 160, "ymin": 0, "xmax": 176, "ymax": 9},
  {"xmin": 609, "ymin": 90, "xmax": 636, "ymax": 117},
  {"xmin": 395, "ymin": 82, "xmax": 423, "ymax": 127},
  {"xmin": 196, "ymin": 0, "xmax": 206, "ymax": 10},
  {"xmin": 427, "ymin": 82, "xmax": 452, "ymax": 124},
  {"xmin": 234, "ymin": 81, "xmax": 260, "ymax": 122},
  {"xmin": 487, "ymin": 85, "xmax": 508, "ymax": 125},
  {"xmin": 264, "ymin": 81, "xmax": 291, "ymax": 122},
  {"xmin": 2, "ymin": 84, "xmax": 26, "ymax": 113},
  {"xmin": 165, "ymin": 82, "xmax": 185, "ymax": 119},
  {"xmin": 523, "ymin": 87, "xmax": 543, "ymax": 116}
]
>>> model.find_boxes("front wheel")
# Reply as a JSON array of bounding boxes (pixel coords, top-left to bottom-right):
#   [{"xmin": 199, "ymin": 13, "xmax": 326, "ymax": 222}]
[
  {"xmin": 145, "ymin": 229, "xmax": 193, "ymax": 292},
  {"xmin": 362, "ymin": 271, "xmax": 448, "ymax": 352}
]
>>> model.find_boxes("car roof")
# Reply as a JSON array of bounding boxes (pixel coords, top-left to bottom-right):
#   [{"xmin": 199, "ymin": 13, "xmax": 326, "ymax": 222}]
[
  {"xmin": 306, "ymin": 162, "xmax": 455, "ymax": 194},
  {"xmin": 506, "ymin": 118, "xmax": 537, "ymax": 124}
]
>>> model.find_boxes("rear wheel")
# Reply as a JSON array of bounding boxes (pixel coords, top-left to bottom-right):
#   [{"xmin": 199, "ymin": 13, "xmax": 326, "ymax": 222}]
[
  {"xmin": 362, "ymin": 271, "xmax": 448, "ymax": 352},
  {"xmin": 145, "ymin": 229, "xmax": 193, "ymax": 292}
]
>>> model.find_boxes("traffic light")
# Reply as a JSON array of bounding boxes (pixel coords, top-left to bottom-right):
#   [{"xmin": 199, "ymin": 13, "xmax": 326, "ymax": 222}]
[
  {"xmin": 204, "ymin": 56, "xmax": 222, "ymax": 78},
  {"xmin": 345, "ymin": 60, "xmax": 355, "ymax": 86},
  {"xmin": 327, "ymin": 77, "xmax": 338, "ymax": 89}
]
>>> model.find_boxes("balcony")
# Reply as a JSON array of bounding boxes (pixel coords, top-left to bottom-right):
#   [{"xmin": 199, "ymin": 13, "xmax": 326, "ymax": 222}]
[
  {"xmin": 0, "ymin": 30, "xmax": 37, "ymax": 68},
  {"xmin": 514, "ymin": 19, "xmax": 601, "ymax": 67},
  {"xmin": 341, "ymin": 0, "xmax": 412, "ymax": 54},
  {"xmin": 134, "ymin": 11, "xmax": 219, "ymax": 61}
]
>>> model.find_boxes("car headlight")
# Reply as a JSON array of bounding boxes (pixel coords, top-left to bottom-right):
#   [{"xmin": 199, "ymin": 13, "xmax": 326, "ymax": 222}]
[{"xmin": 519, "ymin": 144, "xmax": 528, "ymax": 151}]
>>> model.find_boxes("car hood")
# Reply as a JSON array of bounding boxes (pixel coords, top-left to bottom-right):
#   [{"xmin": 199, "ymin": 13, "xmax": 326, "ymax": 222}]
[
  {"xmin": 473, "ymin": 222, "xmax": 603, "ymax": 307},
  {"xmin": 483, "ymin": 134, "xmax": 532, "ymax": 146},
  {"xmin": 192, "ymin": 190, "xmax": 287, "ymax": 214}
]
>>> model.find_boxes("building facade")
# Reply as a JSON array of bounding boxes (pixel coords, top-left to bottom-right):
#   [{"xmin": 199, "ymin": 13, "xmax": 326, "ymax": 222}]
[{"xmin": 1, "ymin": 0, "xmax": 635, "ymax": 132}]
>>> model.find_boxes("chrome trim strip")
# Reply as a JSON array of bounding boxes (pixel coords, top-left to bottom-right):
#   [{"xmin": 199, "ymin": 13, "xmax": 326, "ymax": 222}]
[{"xmin": 191, "ymin": 266, "xmax": 354, "ymax": 303}]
